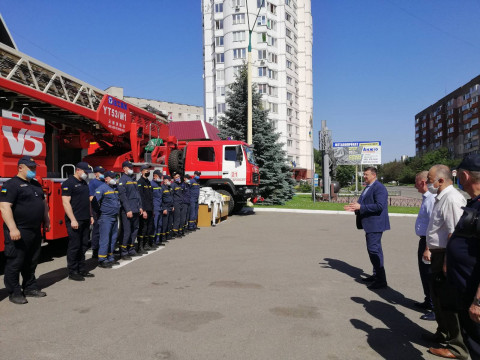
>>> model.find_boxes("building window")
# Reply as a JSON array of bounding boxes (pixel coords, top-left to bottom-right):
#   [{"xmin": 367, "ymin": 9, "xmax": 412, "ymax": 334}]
[
  {"xmin": 285, "ymin": 12, "xmax": 291, "ymax": 22},
  {"xmin": 258, "ymin": 84, "xmax": 267, "ymax": 94},
  {"xmin": 267, "ymin": 19, "xmax": 277, "ymax": 30},
  {"xmin": 287, "ymin": 91, "xmax": 293, "ymax": 101},
  {"xmin": 233, "ymin": 30, "xmax": 246, "ymax": 42},
  {"xmin": 215, "ymin": 3, "xmax": 223, "ymax": 12},
  {"xmin": 233, "ymin": 65, "xmax": 242, "ymax": 77},
  {"xmin": 258, "ymin": 32, "xmax": 267, "ymax": 43},
  {"xmin": 233, "ymin": 0, "xmax": 245, "ymax": 6},
  {"xmin": 215, "ymin": 36, "xmax": 224, "ymax": 46},
  {"xmin": 216, "ymin": 86, "xmax": 225, "ymax": 96},
  {"xmin": 268, "ymin": 3, "xmax": 276, "ymax": 14},
  {"xmin": 258, "ymin": 49, "xmax": 267, "ymax": 60},
  {"xmin": 270, "ymin": 103, "xmax": 278, "ymax": 113},
  {"xmin": 258, "ymin": 67, "xmax": 267, "ymax": 76},
  {"xmin": 257, "ymin": 0, "xmax": 265, "ymax": 7},
  {"xmin": 287, "ymin": 124, "xmax": 293, "ymax": 132},
  {"xmin": 268, "ymin": 69, "xmax": 277, "ymax": 80},
  {"xmin": 217, "ymin": 103, "xmax": 226, "ymax": 113},
  {"xmin": 287, "ymin": 76, "xmax": 292, "ymax": 85},
  {"xmin": 268, "ymin": 85, "xmax": 278, "ymax": 97},
  {"xmin": 267, "ymin": 35, "xmax": 277, "ymax": 47},
  {"xmin": 233, "ymin": 14, "xmax": 246, "ymax": 25},
  {"xmin": 286, "ymin": 60, "xmax": 292, "ymax": 69},
  {"xmin": 216, "ymin": 53, "xmax": 224, "ymax": 63},
  {"xmin": 215, "ymin": 20, "xmax": 224, "ymax": 29},
  {"xmin": 257, "ymin": 16, "xmax": 267, "ymax": 26},
  {"xmin": 287, "ymin": 139, "xmax": 293, "ymax": 147},
  {"xmin": 233, "ymin": 48, "xmax": 246, "ymax": 59},
  {"xmin": 216, "ymin": 70, "xmax": 224, "ymax": 80},
  {"xmin": 286, "ymin": 44, "xmax": 292, "ymax": 54},
  {"xmin": 285, "ymin": 0, "xmax": 291, "ymax": 6},
  {"xmin": 286, "ymin": 28, "xmax": 292, "ymax": 39},
  {"xmin": 287, "ymin": 108, "xmax": 293, "ymax": 116},
  {"xmin": 268, "ymin": 52, "xmax": 278, "ymax": 63},
  {"xmin": 198, "ymin": 147, "xmax": 215, "ymax": 162}
]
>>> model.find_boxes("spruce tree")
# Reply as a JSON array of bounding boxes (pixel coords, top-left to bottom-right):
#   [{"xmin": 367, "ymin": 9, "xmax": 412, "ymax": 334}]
[{"xmin": 219, "ymin": 65, "xmax": 295, "ymax": 205}]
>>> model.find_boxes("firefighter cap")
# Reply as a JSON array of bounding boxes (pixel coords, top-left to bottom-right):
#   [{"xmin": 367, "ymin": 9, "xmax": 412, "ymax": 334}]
[
  {"xmin": 140, "ymin": 164, "xmax": 152, "ymax": 171},
  {"xmin": 184, "ymin": 174, "xmax": 191, "ymax": 179},
  {"xmin": 93, "ymin": 166, "xmax": 105, "ymax": 174},
  {"xmin": 194, "ymin": 171, "xmax": 201, "ymax": 176},
  {"xmin": 122, "ymin": 161, "xmax": 133, "ymax": 169},
  {"xmin": 153, "ymin": 170, "xmax": 163, "ymax": 177},
  {"xmin": 164, "ymin": 175, "xmax": 172, "ymax": 180},
  {"xmin": 76, "ymin": 162, "xmax": 92, "ymax": 173},
  {"xmin": 18, "ymin": 156, "xmax": 37, "ymax": 167},
  {"xmin": 104, "ymin": 171, "xmax": 116, "ymax": 179}
]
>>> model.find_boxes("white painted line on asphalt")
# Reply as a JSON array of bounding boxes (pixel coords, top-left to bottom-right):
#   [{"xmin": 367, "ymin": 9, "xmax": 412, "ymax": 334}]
[
  {"xmin": 253, "ymin": 207, "xmax": 417, "ymax": 217},
  {"xmin": 113, "ymin": 246, "xmax": 165, "ymax": 269}
]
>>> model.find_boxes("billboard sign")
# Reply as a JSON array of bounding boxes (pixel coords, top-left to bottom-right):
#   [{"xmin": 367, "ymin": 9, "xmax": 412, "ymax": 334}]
[{"xmin": 333, "ymin": 141, "xmax": 382, "ymax": 165}]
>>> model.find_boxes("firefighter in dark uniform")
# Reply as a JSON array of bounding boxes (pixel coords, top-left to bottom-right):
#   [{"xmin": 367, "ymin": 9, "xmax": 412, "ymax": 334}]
[
  {"xmin": 172, "ymin": 172, "xmax": 184, "ymax": 238},
  {"xmin": 188, "ymin": 171, "xmax": 201, "ymax": 231},
  {"xmin": 137, "ymin": 164, "xmax": 155, "ymax": 252},
  {"xmin": 0, "ymin": 156, "xmax": 50, "ymax": 304},
  {"xmin": 152, "ymin": 170, "xmax": 163, "ymax": 245},
  {"xmin": 161, "ymin": 175, "xmax": 174, "ymax": 241},
  {"xmin": 94, "ymin": 171, "xmax": 120, "ymax": 268},
  {"xmin": 62, "ymin": 162, "xmax": 95, "ymax": 281},
  {"xmin": 180, "ymin": 174, "xmax": 191, "ymax": 236},
  {"xmin": 88, "ymin": 165, "xmax": 105, "ymax": 258},
  {"xmin": 117, "ymin": 161, "xmax": 143, "ymax": 260}
]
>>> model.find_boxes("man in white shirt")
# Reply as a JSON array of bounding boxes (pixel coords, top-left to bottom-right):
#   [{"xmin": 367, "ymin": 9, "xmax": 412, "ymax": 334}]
[
  {"xmin": 414, "ymin": 171, "xmax": 436, "ymax": 320},
  {"xmin": 425, "ymin": 165, "xmax": 469, "ymax": 360}
]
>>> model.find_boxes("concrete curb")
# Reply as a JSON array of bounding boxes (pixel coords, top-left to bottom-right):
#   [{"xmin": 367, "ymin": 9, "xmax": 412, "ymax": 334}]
[{"xmin": 253, "ymin": 207, "xmax": 417, "ymax": 217}]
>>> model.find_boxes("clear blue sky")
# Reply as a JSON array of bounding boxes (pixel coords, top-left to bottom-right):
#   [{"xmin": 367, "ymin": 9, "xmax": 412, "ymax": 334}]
[{"xmin": 2, "ymin": 1, "xmax": 480, "ymax": 162}]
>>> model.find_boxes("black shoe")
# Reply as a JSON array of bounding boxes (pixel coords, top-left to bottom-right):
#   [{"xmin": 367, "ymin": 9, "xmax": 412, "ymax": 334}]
[
  {"xmin": 24, "ymin": 289, "xmax": 47, "ymax": 297},
  {"xmin": 195, "ymin": 227, "xmax": 201, "ymax": 230},
  {"xmin": 420, "ymin": 311, "xmax": 436, "ymax": 321},
  {"xmin": 414, "ymin": 301, "xmax": 433, "ymax": 311},
  {"xmin": 361, "ymin": 275, "xmax": 376, "ymax": 282},
  {"xmin": 367, "ymin": 280, "xmax": 388, "ymax": 290},
  {"xmin": 9, "ymin": 293, "xmax": 28, "ymax": 304},
  {"xmin": 421, "ymin": 332, "xmax": 447, "ymax": 343},
  {"xmin": 68, "ymin": 273, "xmax": 85, "ymax": 281},
  {"xmin": 121, "ymin": 255, "xmax": 132, "ymax": 260},
  {"xmin": 110, "ymin": 261, "xmax": 120, "ymax": 266},
  {"xmin": 166, "ymin": 235, "xmax": 173, "ymax": 240},
  {"xmin": 98, "ymin": 261, "xmax": 112, "ymax": 269},
  {"xmin": 144, "ymin": 244, "xmax": 152, "ymax": 251},
  {"xmin": 80, "ymin": 271, "xmax": 95, "ymax": 277}
]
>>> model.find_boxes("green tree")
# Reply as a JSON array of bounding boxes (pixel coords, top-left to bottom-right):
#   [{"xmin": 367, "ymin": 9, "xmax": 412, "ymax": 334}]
[
  {"xmin": 335, "ymin": 165, "xmax": 355, "ymax": 187},
  {"xmin": 218, "ymin": 65, "xmax": 294, "ymax": 204},
  {"xmin": 313, "ymin": 147, "xmax": 322, "ymax": 175}
]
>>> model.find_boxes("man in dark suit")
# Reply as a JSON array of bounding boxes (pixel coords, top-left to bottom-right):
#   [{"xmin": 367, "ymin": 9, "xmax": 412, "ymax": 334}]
[{"xmin": 345, "ymin": 167, "xmax": 390, "ymax": 289}]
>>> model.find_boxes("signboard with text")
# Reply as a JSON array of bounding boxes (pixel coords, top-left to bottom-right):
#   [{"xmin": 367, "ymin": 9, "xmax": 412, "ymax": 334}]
[{"xmin": 333, "ymin": 141, "xmax": 382, "ymax": 165}]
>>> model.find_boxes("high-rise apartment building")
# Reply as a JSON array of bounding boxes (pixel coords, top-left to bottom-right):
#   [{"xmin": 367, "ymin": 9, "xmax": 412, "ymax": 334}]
[
  {"xmin": 202, "ymin": 0, "xmax": 313, "ymax": 177},
  {"xmin": 415, "ymin": 75, "xmax": 480, "ymax": 158}
]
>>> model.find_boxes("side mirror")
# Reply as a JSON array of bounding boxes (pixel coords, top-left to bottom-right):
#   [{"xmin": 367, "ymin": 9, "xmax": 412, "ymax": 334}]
[{"xmin": 236, "ymin": 146, "xmax": 243, "ymax": 164}]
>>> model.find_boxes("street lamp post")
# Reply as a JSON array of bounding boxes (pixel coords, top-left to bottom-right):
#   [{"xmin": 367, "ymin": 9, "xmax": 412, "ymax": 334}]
[{"xmin": 246, "ymin": 0, "xmax": 264, "ymax": 145}]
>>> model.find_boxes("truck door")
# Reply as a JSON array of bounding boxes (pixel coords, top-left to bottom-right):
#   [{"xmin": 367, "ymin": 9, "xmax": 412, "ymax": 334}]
[{"xmin": 222, "ymin": 145, "xmax": 246, "ymax": 185}]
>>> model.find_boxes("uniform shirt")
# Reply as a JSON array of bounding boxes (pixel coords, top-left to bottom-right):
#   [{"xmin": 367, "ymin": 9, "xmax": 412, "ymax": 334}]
[
  {"xmin": 426, "ymin": 185, "xmax": 466, "ymax": 249},
  {"xmin": 190, "ymin": 180, "xmax": 200, "ymax": 202},
  {"xmin": 118, "ymin": 173, "xmax": 142, "ymax": 213},
  {"xmin": 447, "ymin": 194, "xmax": 480, "ymax": 298},
  {"xmin": 62, "ymin": 175, "xmax": 91, "ymax": 221},
  {"xmin": 151, "ymin": 180, "xmax": 163, "ymax": 214},
  {"xmin": 415, "ymin": 191, "xmax": 436, "ymax": 237},
  {"xmin": 88, "ymin": 178, "xmax": 105, "ymax": 214},
  {"xmin": 182, "ymin": 182, "xmax": 191, "ymax": 205},
  {"xmin": 95, "ymin": 183, "xmax": 120, "ymax": 216},
  {"xmin": 137, "ymin": 176, "xmax": 153, "ymax": 212},
  {"xmin": 172, "ymin": 180, "xmax": 183, "ymax": 205},
  {"xmin": 161, "ymin": 183, "xmax": 173, "ymax": 211},
  {"xmin": 0, "ymin": 176, "xmax": 45, "ymax": 229}
]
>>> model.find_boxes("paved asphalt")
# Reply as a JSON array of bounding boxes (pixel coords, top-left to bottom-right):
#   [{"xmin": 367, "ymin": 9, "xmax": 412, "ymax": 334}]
[{"xmin": 0, "ymin": 211, "xmax": 442, "ymax": 360}]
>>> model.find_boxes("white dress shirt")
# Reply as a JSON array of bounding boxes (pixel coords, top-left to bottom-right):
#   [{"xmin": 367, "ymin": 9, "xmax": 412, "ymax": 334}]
[{"xmin": 426, "ymin": 184, "xmax": 466, "ymax": 249}]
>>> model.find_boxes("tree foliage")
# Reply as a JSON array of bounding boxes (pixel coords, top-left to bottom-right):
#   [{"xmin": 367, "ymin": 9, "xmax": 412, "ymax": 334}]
[
  {"xmin": 335, "ymin": 165, "xmax": 355, "ymax": 187},
  {"xmin": 218, "ymin": 65, "xmax": 295, "ymax": 204},
  {"xmin": 378, "ymin": 148, "xmax": 462, "ymax": 184}
]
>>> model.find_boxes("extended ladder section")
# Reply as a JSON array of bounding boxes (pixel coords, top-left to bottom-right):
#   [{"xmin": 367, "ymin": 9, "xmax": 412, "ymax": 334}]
[{"xmin": 0, "ymin": 42, "xmax": 105, "ymax": 112}]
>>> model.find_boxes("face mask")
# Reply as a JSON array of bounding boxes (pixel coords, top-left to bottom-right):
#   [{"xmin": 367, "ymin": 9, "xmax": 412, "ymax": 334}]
[
  {"xmin": 153, "ymin": 177, "xmax": 159, "ymax": 183},
  {"xmin": 109, "ymin": 179, "xmax": 116, "ymax": 185},
  {"xmin": 99, "ymin": 174, "xmax": 105, "ymax": 180},
  {"xmin": 194, "ymin": 176, "xmax": 200, "ymax": 181},
  {"xmin": 185, "ymin": 179, "xmax": 190, "ymax": 184},
  {"xmin": 427, "ymin": 182, "xmax": 438, "ymax": 194},
  {"xmin": 127, "ymin": 169, "xmax": 134, "ymax": 175},
  {"xmin": 26, "ymin": 170, "xmax": 36, "ymax": 180},
  {"xmin": 175, "ymin": 178, "xmax": 181, "ymax": 183},
  {"xmin": 166, "ymin": 181, "xmax": 171, "ymax": 186},
  {"xmin": 144, "ymin": 171, "xmax": 150, "ymax": 177},
  {"xmin": 80, "ymin": 172, "xmax": 88, "ymax": 181}
]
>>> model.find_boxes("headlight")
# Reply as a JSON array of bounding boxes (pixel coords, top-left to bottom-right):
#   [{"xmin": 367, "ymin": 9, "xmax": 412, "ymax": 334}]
[{"xmin": 245, "ymin": 189, "xmax": 253, "ymax": 194}]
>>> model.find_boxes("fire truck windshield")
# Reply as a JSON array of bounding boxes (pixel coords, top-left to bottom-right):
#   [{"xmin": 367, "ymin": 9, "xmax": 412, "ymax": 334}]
[{"xmin": 243, "ymin": 146, "xmax": 256, "ymax": 165}]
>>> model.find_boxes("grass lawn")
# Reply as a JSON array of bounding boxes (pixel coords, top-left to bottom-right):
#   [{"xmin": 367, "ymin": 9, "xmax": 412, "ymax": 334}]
[{"xmin": 256, "ymin": 194, "xmax": 419, "ymax": 214}]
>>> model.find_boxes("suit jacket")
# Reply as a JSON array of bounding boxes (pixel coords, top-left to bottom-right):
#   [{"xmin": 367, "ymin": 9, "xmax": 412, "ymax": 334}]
[{"xmin": 355, "ymin": 180, "xmax": 390, "ymax": 233}]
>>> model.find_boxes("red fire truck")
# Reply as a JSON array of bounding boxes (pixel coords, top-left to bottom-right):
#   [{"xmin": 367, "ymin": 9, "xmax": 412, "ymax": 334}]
[{"xmin": 0, "ymin": 30, "xmax": 259, "ymax": 251}]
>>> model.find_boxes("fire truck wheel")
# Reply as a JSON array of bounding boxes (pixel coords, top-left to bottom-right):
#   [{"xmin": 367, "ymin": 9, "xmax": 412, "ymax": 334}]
[
  {"xmin": 168, "ymin": 149, "xmax": 183, "ymax": 175},
  {"xmin": 216, "ymin": 189, "xmax": 234, "ymax": 216}
]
